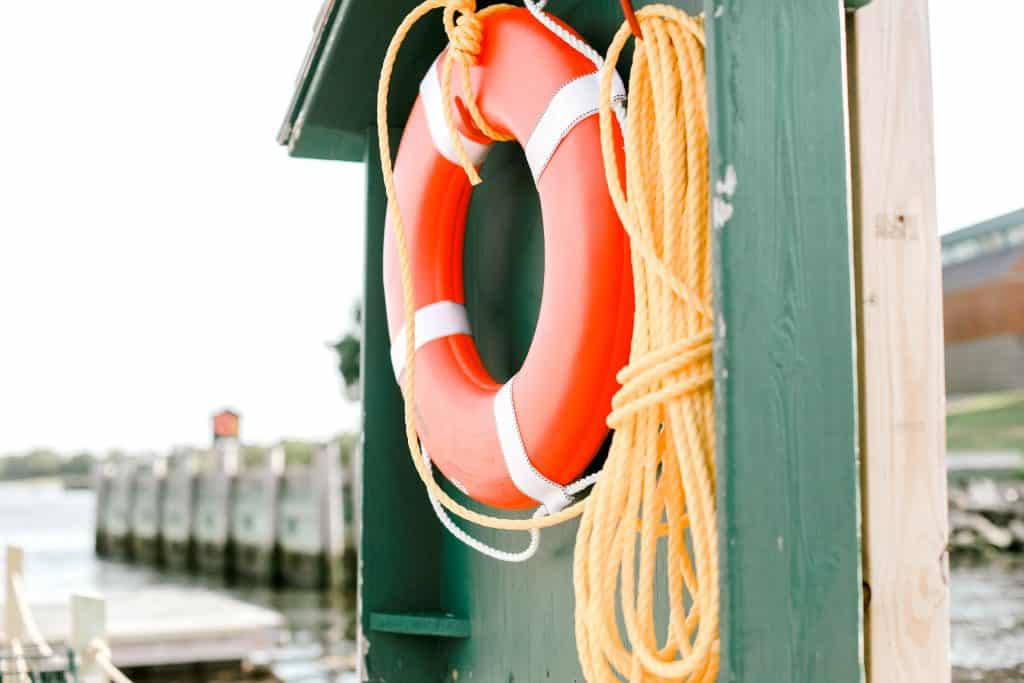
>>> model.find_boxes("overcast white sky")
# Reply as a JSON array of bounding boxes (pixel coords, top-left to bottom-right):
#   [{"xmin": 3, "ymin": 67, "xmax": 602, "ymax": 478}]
[
  {"xmin": 0, "ymin": 2, "xmax": 1021, "ymax": 455},
  {"xmin": 0, "ymin": 1, "xmax": 364, "ymax": 453}
]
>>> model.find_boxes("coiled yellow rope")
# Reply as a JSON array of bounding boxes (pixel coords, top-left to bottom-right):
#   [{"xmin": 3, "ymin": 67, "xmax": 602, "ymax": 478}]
[
  {"xmin": 377, "ymin": 2, "xmax": 718, "ymax": 680},
  {"xmin": 575, "ymin": 7, "xmax": 718, "ymax": 681}
]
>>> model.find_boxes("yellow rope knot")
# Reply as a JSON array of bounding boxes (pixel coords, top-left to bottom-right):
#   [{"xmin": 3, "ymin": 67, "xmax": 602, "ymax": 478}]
[
  {"xmin": 438, "ymin": 0, "xmax": 514, "ymax": 185},
  {"xmin": 443, "ymin": 0, "xmax": 484, "ymax": 65}
]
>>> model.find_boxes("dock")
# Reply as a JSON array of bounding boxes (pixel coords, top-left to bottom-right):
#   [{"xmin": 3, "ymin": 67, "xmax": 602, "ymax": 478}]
[
  {"xmin": 95, "ymin": 436, "xmax": 351, "ymax": 589},
  {"xmin": 8, "ymin": 588, "xmax": 283, "ymax": 670},
  {"xmin": 948, "ymin": 450, "xmax": 1024, "ymax": 481}
]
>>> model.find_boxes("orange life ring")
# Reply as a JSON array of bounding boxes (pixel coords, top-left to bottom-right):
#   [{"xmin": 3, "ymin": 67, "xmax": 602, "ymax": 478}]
[{"xmin": 382, "ymin": 8, "xmax": 633, "ymax": 510}]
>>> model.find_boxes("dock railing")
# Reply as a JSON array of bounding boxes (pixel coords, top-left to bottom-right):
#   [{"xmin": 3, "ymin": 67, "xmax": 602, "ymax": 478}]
[{"xmin": 2, "ymin": 546, "xmax": 133, "ymax": 683}]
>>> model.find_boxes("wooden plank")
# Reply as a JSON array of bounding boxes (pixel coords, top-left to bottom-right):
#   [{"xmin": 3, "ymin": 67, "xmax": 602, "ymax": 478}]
[
  {"xmin": 29, "ymin": 588, "xmax": 283, "ymax": 668},
  {"xmin": 70, "ymin": 593, "xmax": 108, "ymax": 683},
  {"xmin": 4, "ymin": 546, "xmax": 24, "ymax": 642},
  {"xmin": 358, "ymin": 128, "xmax": 446, "ymax": 682},
  {"xmin": 846, "ymin": 1, "xmax": 951, "ymax": 680},
  {"xmin": 368, "ymin": 612, "xmax": 470, "ymax": 638},
  {"xmin": 705, "ymin": 1, "xmax": 863, "ymax": 680}
]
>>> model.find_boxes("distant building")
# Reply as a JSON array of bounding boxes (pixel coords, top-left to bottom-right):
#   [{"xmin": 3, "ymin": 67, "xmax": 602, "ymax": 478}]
[
  {"xmin": 212, "ymin": 409, "xmax": 240, "ymax": 444},
  {"xmin": 943, "ymin": 208, "xmax": 1024, "ymax": 395}
]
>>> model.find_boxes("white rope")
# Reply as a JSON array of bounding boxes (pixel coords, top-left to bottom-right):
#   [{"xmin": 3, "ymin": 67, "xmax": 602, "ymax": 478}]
[
  {"xmin": 87, "ymin": 639, "xmax": 134, "ymax": 683},
  {"xmin": 523, "ymin": 0, "xmax": 627, "ymax": 126},
  {"xmin": 422, "ymin": 447, "xmax": 599, "ymax": 562}
]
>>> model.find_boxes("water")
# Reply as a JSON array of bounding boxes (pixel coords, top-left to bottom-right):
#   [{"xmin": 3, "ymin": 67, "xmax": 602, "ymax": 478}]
[
  {"xmin": 953, "ymin": 556, "xmax": 1024, "ymax": 682},
  {"xmin": 0, "ymin": 480, "xmax": 355, "ymax": 682},
  {"xmin": 3, "ymin": 481, "xmax": 1024, "ymax": 681}
]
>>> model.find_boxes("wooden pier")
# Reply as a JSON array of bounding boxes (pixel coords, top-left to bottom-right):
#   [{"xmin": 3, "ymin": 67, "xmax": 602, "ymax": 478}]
[
  {"xmin": 160, "ymin": 450, "xmax": 197, "ymax": 571},
  {"xmin": 231, "ymin": 445, "xmax": 283, "ymax": 582},
  {"xmin": 28, "ymin": 589, "xmax": 283, "ymax": 670},
  {"xmin": 93, "ymin": 437, "xmax": 351, "ymax": 589},
  {"xmin": 1, "ymin": 546, "xmax": 286, "ymax": 681},
  {"xmin": 278, "ymin": 442, "xmax": 345, "ymax": 589},
  {"xmin": 130, "ymin": 458, "xmax": 164, "ymax": 564}
]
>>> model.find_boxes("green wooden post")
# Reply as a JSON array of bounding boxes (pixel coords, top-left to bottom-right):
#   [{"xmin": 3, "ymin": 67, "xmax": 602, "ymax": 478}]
[
  {"xmin": 706, "ymin": 1, "xmax": 863, "ymax": 680},
  {"xmin": 359, "ymin": 129, "xmax": 449, "ymax": 681}
]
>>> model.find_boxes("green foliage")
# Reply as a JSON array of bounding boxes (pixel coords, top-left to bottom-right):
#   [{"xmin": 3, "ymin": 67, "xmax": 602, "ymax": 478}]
[
  {"xmin": 335, "ymin": 431, "xmax": 359, "ymax": 466},
  {"xmin": 331, "ymin": 299, "xmax": 362, "ymax": 400},
  {"xmin": 241, "ymin": 444, "xmax": 270, "ymax": 467},
  {"xmin": 0, "ymin": 433, "xmax": 361, "ymax": 480},
  {"xmin": 282, "ymin": 439, "xmax": 315, "ymax": 466},
  {"xmin": 0, "ymin": 448, "xmax": 96, "ymax": 481},
  {"xmin": 335, "ymin": 335, "xmax": 361, "ymax": 389},
  {"xmin": 61, "ymin": 451, "xmax": 97, "ymax": 476},
  {"xmin": 947, "ymin": 392, "xmax": 1024, "ymax": 452}
]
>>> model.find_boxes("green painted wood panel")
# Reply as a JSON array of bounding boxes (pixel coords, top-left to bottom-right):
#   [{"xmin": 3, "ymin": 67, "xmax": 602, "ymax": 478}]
[
  {"xmin": 283, "ymin": 0, "xmax": 646, "ymax": 161},
  {"xmin": 360, "ymin": 129, "xmax": 448, "ymax": 682},
  {"xmin": 369, "ymin": 612, "xmax": 472, "ymax": 638},
  {"xmin": 705, "ymin": 1, "xmax": 863, "ymax": 681},
  {"xmin": 351, "ymin": 0, "xmax": 862, "ymax": 680}
]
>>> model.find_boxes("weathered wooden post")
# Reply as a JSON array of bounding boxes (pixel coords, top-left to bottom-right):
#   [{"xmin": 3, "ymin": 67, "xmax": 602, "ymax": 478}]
[
  {"xmin": 231, "ymin": 445, "xmax": 283, "ymax": 583},
  {"xmin": 318, "ymin": 441, "xmax": 346, "ymax": 589},
  {"xmin": 103, "ymin": 460, "xmax": 137, "ymax": 561},
  {"xmin": 70, "ymin": 593, "xmax": 107, "ymax": 683},
  {"xmin": 92, "ymin": 460, "xmax": 112, "ymax": 557},
  {"xmin": 194, "ymin": 439, "xmax": 238, "ymax": 577},
  {"xmin": 339, "ymin": 436, "xmax": 359, "ymax": 592},
  {"xmin": 160, "ymin": 449, "xmax": 197, "ymax": 571},
  {"xmin": 277, "ymin": 0, "xmax": 949, "ymax": 679},
  {"xmin": 130, "ymin": 456, "xmax": 165, "ymax": 565},
  {"xmin": 277, "ymin": 442, "xmax": 345, "ymax": 588},
  {"xmin": 847, "ymin": 0, "xmax": 950, "ymax": 679}
]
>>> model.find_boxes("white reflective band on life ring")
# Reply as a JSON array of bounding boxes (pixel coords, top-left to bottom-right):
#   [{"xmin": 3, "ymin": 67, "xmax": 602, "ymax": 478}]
[
  {"xmin": 419, "ymin": 60, "xmax": 493, "ymax": 167},
  {"xmin": 390, "ymin": 301, "xmax": 472, "ymax": 379},
  {"xmin": 493, "ymin": 380, "xmax": 573, "ymax": 513},
  {"xmin": 524, "ymin": 70, "xmax": 627, "ymax": 182}
]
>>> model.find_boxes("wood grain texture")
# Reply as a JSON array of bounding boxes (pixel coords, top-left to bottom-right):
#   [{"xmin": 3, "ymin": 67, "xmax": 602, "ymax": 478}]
[
  {"xmin": 705, "ymin": 0, "xmax": 863, "ymax": 680},
  {"xmin": 847, "ymin": 1, "xmax": 951, "ymax": 680}
]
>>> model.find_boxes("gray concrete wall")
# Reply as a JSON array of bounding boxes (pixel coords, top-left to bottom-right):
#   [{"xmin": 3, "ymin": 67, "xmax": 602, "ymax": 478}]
[{"xmin": 946, "ymin": 334, "xmax": 1024, "ymax": 396}]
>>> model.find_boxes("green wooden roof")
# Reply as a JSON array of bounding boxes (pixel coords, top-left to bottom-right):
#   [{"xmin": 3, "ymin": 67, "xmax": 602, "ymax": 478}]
[
  {"xmin": 277, "ymin": 0, "xmax": 638, "ymax": 161},
  {"xmin": 277, "ymin": 0, "xmax": 478, "ymax": 161}
]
